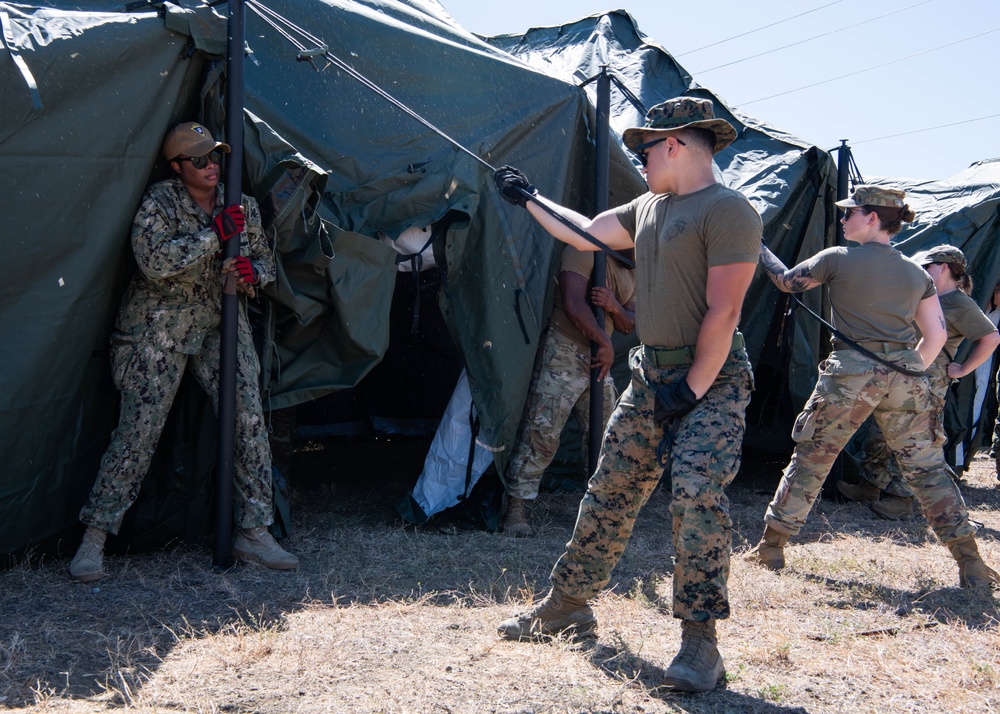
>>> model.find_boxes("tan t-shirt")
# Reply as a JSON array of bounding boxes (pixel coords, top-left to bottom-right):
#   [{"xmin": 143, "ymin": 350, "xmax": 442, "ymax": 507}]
[
  {"xmin": 805, "ymin": 242, "xmax": 935, "ymax": 344},
  {"xmin": 614, "ymin": 183, "xmax": 762, "ymax": 348},
  {"xmin": 934, "ymin": 289, "xmax": 998, "ymax": 366},
  {"xmin": 549, "ymin": 246, "xmax": 637, "ymax": 350}
]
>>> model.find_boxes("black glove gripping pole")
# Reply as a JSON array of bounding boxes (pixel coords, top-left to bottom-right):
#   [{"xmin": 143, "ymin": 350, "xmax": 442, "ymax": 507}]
[
  {"xmin": 213, "ymin": 0, "xmax": 245, "ymax": 570},
  {"xmin": 243, "ymin": 0, "xmax": 635, "ymax": 269}
]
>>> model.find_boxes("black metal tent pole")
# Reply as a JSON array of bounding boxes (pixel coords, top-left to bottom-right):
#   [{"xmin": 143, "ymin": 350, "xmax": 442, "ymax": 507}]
[
  {"xmin": 587, "ymin": 66, "xmax": 611, "ymax": 475},
  {"xmin": 213, "ymin": 0, "xmax": 245, "ymax": 569},
  {"xmin": 836, "ymin": 139, "xmax": 851, "ymax": 245}
]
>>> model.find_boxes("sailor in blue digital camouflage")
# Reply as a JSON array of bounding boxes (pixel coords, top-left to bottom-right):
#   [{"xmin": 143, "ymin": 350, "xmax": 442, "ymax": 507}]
[
  {"xmin": 748, "ymin": 186, "xmax": 999, "ymax": 592},
  {"xmin": 493, "ymin": 97, "xmax": 762, "ymax": 694},
  {"xmin": 69, "ymin": 122, "xmax": 298, "ymax": 583}
]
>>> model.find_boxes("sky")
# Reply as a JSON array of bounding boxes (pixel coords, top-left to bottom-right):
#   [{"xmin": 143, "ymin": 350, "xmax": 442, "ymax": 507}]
[{"xmin": 442, "ymin": 0, "xmax": 999, "ymax": 181}]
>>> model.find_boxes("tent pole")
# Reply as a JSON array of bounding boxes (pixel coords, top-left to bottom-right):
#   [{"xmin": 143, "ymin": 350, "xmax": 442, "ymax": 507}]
[
  {"xmin": 836, "ymin": 139, "xmax": 850, "ymax": 246},
  {"xmin": 587, "ymin": 66, "xmax": 611, "ymax": 476},
  {"xmin": 214, "ymin": 0, "xmax": 245, "ymax": 569}
]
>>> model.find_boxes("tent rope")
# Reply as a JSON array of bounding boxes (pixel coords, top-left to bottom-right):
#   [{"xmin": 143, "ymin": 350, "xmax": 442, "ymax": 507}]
[{"xmin": 243, "ymin": 0, "xmax": 636, "ymax": 268}]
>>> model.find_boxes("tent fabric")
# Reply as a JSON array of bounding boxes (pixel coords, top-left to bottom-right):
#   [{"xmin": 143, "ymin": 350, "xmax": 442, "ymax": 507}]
[{"xmin": 3, "ymin": 0, "xmax": 999, "ymax": 556}]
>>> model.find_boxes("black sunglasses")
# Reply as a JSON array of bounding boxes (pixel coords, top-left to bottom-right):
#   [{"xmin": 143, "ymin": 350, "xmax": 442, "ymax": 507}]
[
  {"xmin": 174, "ymin": 151, "xmax": 223, "ymax": 169},
  {"xmin": 631, "ymin": 136, "xmax": 685, "ymax": 167}
]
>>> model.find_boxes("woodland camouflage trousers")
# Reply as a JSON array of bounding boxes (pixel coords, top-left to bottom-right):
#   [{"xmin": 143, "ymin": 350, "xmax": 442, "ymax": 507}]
[
  {"xmin": 80, "ymin": 323, "xmax": 273, "ymax": 534},
  {"xmin": 765, "ymin": 350, "xmax": 973, "ymax": 543},
  {"xmin": 550, "ymin": 345, "xmax": 754, "ymax": 622}
]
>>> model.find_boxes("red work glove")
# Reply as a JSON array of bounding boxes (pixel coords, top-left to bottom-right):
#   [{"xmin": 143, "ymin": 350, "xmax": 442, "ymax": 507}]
[
  {"xmin": 213, "ymin": 205, "xmax": 245, "ymax": 242},
  {"xmin": 232, "ymin": 256, "xmax": 257, "ymax": 284}
]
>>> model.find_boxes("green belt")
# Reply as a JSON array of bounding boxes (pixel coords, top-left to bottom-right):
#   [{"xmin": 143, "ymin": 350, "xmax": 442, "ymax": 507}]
[
  {"xmin": 833, "ymin": 340, "xmax": 914, "ymax": 353},
  {"xmin": 645, "ymin": 333, "xmax": 745, "ymax": 367}
]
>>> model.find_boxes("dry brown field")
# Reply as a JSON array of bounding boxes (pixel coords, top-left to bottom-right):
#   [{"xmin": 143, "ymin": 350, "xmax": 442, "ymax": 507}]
[{"xmin": 1, "ymin": 438, "xmax": 997, "ymax": 713}]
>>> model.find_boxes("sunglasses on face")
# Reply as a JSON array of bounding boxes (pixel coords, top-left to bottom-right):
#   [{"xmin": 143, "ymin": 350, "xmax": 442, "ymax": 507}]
[
  {"xmin": 842, "ymin": 207, "xmax": 864, "ymax": 220},
  {"xmin": 631, "ymin": 136, "xmax": 685, "ymax": 167},
  {"xmin": 175, "ymin": 151, "xmax": 223, "ymax": 169}
]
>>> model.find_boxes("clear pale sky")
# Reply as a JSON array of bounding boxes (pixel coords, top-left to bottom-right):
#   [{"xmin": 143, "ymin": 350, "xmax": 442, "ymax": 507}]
[{"xmin": 442, "ymin": 0, "xmax": 999, "ymax": 181}]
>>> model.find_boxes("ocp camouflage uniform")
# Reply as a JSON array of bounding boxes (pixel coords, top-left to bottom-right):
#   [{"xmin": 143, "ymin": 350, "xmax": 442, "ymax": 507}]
[
  {"xmin": 766, "ymin": 350, "xmax": 973, "ymax": 542},
  {"xmin": 505, "ymin": 328, "xmax": 616, "ymax": 500},
  {"xmin": 764, "ymin": 239, "xmax": 975, "ymax": 545},
  {"xmin": 79, "ymin": 177, "xmax": 276, "ymax": 535},
  {"xmin": 550, "ymin": 346, "xmax": 753, "ymax": 620}
]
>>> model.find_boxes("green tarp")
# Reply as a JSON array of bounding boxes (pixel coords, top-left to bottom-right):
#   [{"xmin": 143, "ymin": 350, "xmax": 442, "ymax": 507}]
[{"xmin": 2, "ymin": 1, "xmax": 998, "ymax": 556}]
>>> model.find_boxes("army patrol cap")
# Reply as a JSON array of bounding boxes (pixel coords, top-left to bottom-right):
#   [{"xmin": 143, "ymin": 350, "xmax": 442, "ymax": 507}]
[
  {"xmin": 835, "ymin": 185, "xmax": 906, "ymax": 209},
  {"xmin": 622, "ymin": 97, "xmax": 737, "ymax": 155},
  {"xmin": 912, "ymin": 244, "xmax": 967, "ymax": 269},
  {"xmin": 162, "ymin": 122, "xmax": 231, "ymax": 160}
]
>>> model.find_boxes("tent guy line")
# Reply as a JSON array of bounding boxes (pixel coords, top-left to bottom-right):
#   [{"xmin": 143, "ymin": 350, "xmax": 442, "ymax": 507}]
[{"xmin": 245, "ymin": 0, "xmax": 636, "ymax": 268}]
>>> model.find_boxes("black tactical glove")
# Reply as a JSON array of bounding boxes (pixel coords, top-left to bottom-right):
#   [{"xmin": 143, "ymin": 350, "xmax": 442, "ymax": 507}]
[
  {"xmin": 653, "ymin": 378, "xmax": 700, "ymax": 428},
  {"xmin": 493, "ymin": 165, "xmax": 537, "ymax": 207}
]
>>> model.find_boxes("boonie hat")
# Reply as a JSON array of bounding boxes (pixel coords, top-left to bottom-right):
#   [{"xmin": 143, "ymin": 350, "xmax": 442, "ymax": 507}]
[
  {"xmin": 162, "ymin": 122, "xmax": 231, "ymax": 161},
  {"xmin": 622, "ymin": 97, "xmax": 737, "ymax": 155},
  {"xmin": 835, "ymin": 185, "xmax": 906, "ymax": 209},
  {"xmin": 912, "ymin": 244, "xmax": 967, "ymax": 269}
]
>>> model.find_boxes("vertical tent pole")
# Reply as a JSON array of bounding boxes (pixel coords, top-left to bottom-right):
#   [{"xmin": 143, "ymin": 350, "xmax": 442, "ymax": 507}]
[
  {"xmin": 213, "ymin": 0, "xmax": 245, "ymax": 569},
  {"xmin": 587, "ymin": 66, "xmax": 611, "ymax": 475},
  {"xmin": 836, "ymin": 139, "xmax": 851, "ymax": 246}
]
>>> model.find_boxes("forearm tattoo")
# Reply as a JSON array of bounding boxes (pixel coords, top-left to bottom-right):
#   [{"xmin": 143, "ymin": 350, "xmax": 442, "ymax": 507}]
[{"xmin": 759, "ymin": 244, "xmax": 813, "ymax": 293}]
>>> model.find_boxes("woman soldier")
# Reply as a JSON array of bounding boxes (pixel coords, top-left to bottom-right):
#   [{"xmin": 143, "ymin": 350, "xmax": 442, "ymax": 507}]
[
  {"xmin": 839, "ymin": 245, "xmax": 1000, "ymax": 518},
  {"xmin": 746, "ymin": 185, "xmax": 999, "ymax": 589}
]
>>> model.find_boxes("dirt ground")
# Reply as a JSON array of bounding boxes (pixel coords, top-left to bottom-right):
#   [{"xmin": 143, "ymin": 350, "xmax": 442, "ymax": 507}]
[{"xmin": 1, "ymin": 436, "xmax": 998, "ymax": 713}]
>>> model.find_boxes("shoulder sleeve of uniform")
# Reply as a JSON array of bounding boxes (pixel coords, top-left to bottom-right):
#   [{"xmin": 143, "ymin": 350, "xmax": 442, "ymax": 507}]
[
  {"xmin": 954, "ymin": 293, "xmax": 999, "ymax": 340},
  {"xmin": 558, "ymin": 244, "xmax": 594, "ymax": 279},
  {"xmin": 613, "ymin": 195, "xmax": 641, "ymax": 238},
  {"xmin": 704, "ymin": 189, "xmax": 762, "ymax": 267}
]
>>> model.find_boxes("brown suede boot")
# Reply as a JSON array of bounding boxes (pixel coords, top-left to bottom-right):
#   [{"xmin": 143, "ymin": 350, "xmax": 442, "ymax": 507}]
[
  {"xmin": 69, "ymin": 526, "xmax": 107, "ymax": 583},
  {"xmin": 233, "ymin": 527, "xmax": 299, "ymax": 570},
  {"xmin": 869, "ymin": 495, "xmax": 913, "ymax": 521},
  {"xmin": 745, "ymin": 526, "xmax": 789, "ymax": 571},
  {"xmin": 661, "ymin": 619, "xmax": 726, "ymax": 693},
  {"xmin": 947, "ymin": 535, "xmax": 1000, "ymax": 589},
  {"xmin": 503, "ymin": 496, "xmax": 535, "ymax": 538},
  {"xmin": 497, "ymin": 587, "xmax": 596, "ymax": 641},
  {"xmin": 836, "ymin": 479, "xmax": 880, "ymax": 503}
]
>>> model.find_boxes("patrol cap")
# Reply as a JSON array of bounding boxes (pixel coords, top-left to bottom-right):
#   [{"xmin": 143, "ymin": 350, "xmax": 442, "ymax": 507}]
[
  {"xmin": 622, "ymin": 97, "xmax": 737, "ymax": 155},
  {"xmin": 912, "ymin": 244, "xmax": 967, "ymax": 269},
  {"xmin": 835, "ymin": 185, "xmax": 906, "ymax": 209},
  {"xmin": 162, "ymin": 122, "xmax": 231, "ymax": 161}
]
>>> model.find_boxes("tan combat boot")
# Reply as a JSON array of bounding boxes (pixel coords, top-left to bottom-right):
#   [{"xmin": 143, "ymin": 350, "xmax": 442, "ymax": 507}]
[
  {"xmin": 745, "ymin": 526, "xmax": 789, "ymax": 571},
  {"xmin": 233, "ymin": 527, "xmax": 299, "ymax": 570},
  {"xmin": 503, "ymin": 496, "xmax": 535, "ymax": 538},
  {"xmin": 497, "ymin": 587, "xmax": 596, "ymax": 641},
  {"xmin": 869, "ymin": 495, "xmax": 913, "ymax": 521},
  {"xmin": 661, "ymin": 619, "xmax": 726, "ymax": 693},
  {"xmin": 836, "ymin": 479, "xmax": 880, "ymax": 503},
  {"xmin": 69, "ymin": 527, "xmax": 107, "ymax": 583},
  {"xmin": 946, "ymin": 535, "xmax": 1000, "ymax": 589}
]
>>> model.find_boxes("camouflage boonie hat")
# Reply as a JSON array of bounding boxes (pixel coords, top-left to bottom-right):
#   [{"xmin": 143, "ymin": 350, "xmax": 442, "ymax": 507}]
[
  {"xmin": 835, "ymin": 185, "xmax": 906, "ymax": 209},
  {"xmin": 912, "ymin": 244, "xmax": 967, "ymax": 269},
  {"xmin": 622, "ymin": 97, "xmax": 737, "ymax": 155},
  {"xmin": 162, "ymin": 122, "xmax": 231, "ymax": 161}
]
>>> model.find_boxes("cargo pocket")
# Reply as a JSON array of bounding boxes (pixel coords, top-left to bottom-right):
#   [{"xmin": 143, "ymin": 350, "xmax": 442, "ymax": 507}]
[{"xmin": 790, "ymin": 398, "xmax": 821, "ymax": 444}]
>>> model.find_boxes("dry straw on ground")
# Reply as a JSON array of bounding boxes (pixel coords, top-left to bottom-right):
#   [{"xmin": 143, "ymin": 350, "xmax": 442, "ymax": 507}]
[{"xmin": 1, "ymin": 440, "xmax": 997, "ymax": 713}]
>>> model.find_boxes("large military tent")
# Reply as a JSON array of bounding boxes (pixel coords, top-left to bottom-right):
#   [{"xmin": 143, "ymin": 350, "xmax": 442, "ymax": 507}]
[{"xmin": 2, "ymin": 0, "xmax": 998, "ymax": 557}]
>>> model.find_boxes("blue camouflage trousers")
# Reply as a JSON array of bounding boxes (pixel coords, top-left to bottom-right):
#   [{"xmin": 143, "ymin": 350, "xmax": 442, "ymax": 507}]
[
  {"xmin": 765, "ymin": 350, "xmax": 974, "ymax": 543},
  {"xmin": 506, "ymin": 328, "xmax": 616, "ymax": 500},
  {"xmin": 550, "ymin": 345, "xmax": 754, "ymax": 622},
  {"xmin": 80, "ymin": 321, "xmax": 273, "ymax": 534}
]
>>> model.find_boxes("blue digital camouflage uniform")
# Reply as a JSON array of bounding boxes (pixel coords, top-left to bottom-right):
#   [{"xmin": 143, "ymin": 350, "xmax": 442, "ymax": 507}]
[{"xmin": 79, "ymin": 177, "xmax": 276, "ymax": 534}]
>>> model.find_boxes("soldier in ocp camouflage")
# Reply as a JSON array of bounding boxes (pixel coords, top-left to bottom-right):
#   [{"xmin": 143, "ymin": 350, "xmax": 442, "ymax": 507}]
[{"xmin": 748, "ymin": 185, "xmax": 999, "ymax": 591}]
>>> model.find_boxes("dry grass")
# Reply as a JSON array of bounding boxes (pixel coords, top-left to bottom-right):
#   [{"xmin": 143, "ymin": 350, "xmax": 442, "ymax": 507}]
[{"xmin": 1, "ymin": 440, "xmax": 998, "ymax": 713}]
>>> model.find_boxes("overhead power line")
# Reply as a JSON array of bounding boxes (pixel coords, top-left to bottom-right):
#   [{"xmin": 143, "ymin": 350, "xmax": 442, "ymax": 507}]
[
  {"xmin": 851, "ymin": 113, "xmax": 1000, "ymax": 145},
  {"xmin": 737, "ymin": 26, "xmax": 1000, "ymax": 107},
  {"xmin": 675, "ymin": 1, "xmax": 843, "ymax": 57},
  {"xmin": 692, "ymin": 0, "xmax": 934, "ymax": 75}
]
